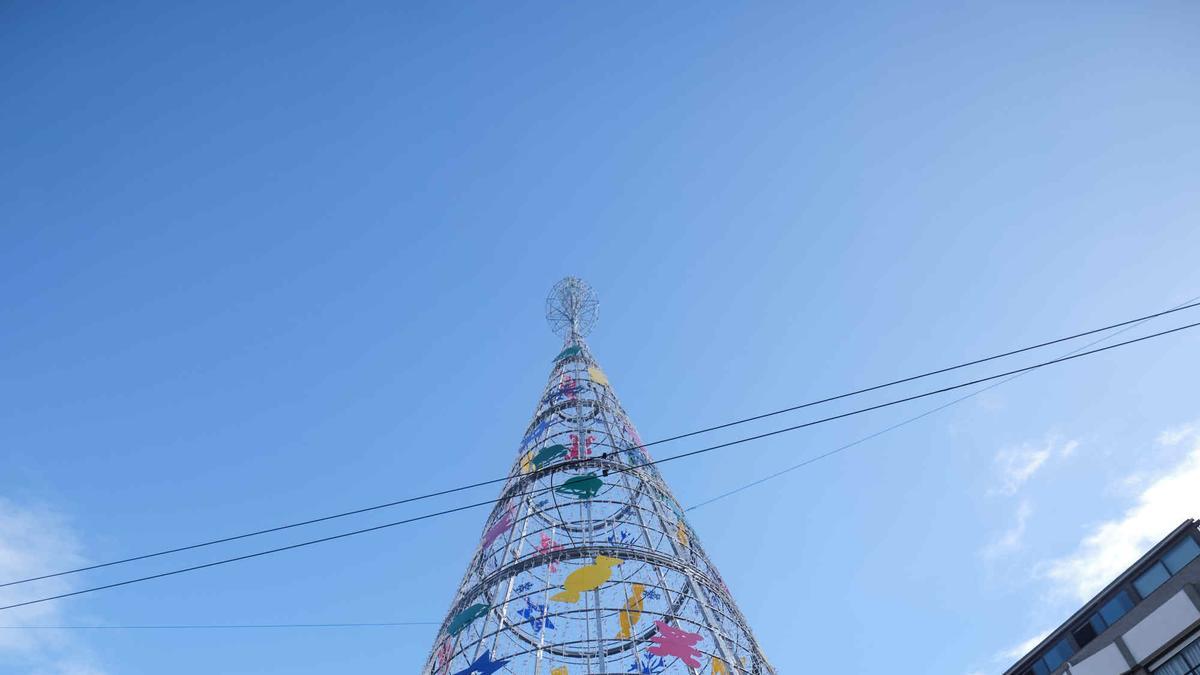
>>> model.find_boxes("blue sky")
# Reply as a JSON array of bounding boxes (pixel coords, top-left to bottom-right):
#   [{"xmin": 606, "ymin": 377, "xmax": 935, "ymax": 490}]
[{"xmin": 2, "ymin": 1, "xmax": 1200, "ymax": 673}]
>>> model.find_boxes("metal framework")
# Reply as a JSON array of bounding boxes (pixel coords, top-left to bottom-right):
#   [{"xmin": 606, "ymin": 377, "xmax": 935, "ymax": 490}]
[{"xmin": 422, "ymin": 278, "xmax": 775, "ymax": 675}]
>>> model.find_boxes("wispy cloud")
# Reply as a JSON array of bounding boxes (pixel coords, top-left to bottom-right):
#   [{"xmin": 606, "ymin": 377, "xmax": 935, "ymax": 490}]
[
  {"xmin": 1157, "ymin": 422, "xmax": 1197, "ymax": 448},
  {"xmin": 997, "ymin": 629, "xmax": 1052, "ymax": 663},
  {"xmin": 983, "ymin": 500, "xmax": 1034, "ymax": 560},
  {"xmin": 0, "ymin": 498, "xmax": 107, "ymax": 675},
  {"xmin": 965, "ymin": 625, "xmax": 1053, "ymax": 675},
  {"xmin": 990, "ymin": 436, "xmax": 1078, "ymax": 496},
  {"xmin": 1039, "ymin": 426, "xmax": 1200, "ymax": 602}
]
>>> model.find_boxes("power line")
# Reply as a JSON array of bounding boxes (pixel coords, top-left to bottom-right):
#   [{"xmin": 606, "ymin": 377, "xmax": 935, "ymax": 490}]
[
  {"xmin": 684, "ymin": 292, "xmax": 1200, "ymax": 511},
  {"xmin": 632, "ymin": 299, "xmax": 1200, "ymax": 451},
  {"xmin": 2, "ymin": 318, "xmax": 1196, "ymax": 613},
  {"xmin": 3, "ymin": 299, "xmax": 1197, "ymax": 592}
]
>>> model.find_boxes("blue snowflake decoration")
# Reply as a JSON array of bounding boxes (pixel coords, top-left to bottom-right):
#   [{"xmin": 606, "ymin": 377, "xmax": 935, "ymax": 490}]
[
  {"xmin": 514, "ymin": 582, "xmax": 534, "ymax": 594},
  {"xmin": 516, "ymin": 598, "xmax": 555, "ymax": 634},
  {"xmin": 627, "ymin": 654, "xmax": 667, "ymax": 674},
  {"xmin": 607, "ymin": 530, "xmax": 631, "ymax": 544},
  {"xmin": 642, "ymin": 589, "xmax": 661, "ymax": 600},
  {"xmin": 703, "ymin": 587, "xmax": 727, "ymax": 613},
  {"xmin": 625, "ymin": 446, "xmax": 649, "ymax": 466}
]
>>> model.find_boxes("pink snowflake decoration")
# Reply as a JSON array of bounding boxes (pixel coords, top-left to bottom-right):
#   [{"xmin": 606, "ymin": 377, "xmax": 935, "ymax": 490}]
[{"xmin": 647, "ymin": 620, "xmax": 703, "ymax": 668}]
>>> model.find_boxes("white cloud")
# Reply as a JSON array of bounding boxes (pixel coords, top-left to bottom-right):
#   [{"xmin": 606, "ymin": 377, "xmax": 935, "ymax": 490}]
[
  {"xmin": 991, "ymin": 437, "xmax": 1077, "ymax": 496},
  {"xmin": 0, "ymin": 498, "xmax": 107, "ymax": 675},
  {"xmin": 983, "ymin": 500, "xmax": 1034, "ymax": 559},
  {"xmin": 1157, "ymin": 422, "xmax": 1196, "ymax": 448},
  {"xmin": 997, "ymin": 629, "xmax": 1052, "ymax": 663},
  {"xmin": 1040, "ymin": 425, "xmax": 1200, "ymax": 602},
  {"xmin": 963, "ymin": 627, "xmax": 1053, "ymax": 675}
]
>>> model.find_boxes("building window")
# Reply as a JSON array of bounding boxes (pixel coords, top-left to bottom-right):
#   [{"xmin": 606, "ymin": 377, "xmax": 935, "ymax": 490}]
[
  {"xmin": 1072, "ymin": 590, "xmax": 1136, "ymax": 648},
  {"xmin": 1072, "ymin": 622, "xmax": 1099, "ymax": 650},
  {"xmin": 1163, "ymin": 538, "xmax": 1200, "ymax": 575},
  {"xmin": 1152, "ymin": 634, "xmax": 1200, "ymax": 675},
  {"xmin": 1026, "ymin": 639, "xmax": 1076, "ymax": 675},
  {"xmin": 1136, "ymin": 538, "xmax": 1200, "ymax": 598},
  {"xmin": 1137, "ymin": 563, "xmax": 1171, "ymax": 597},
  {"xmin": 1098, "ymin": 591, "xmax": 1136, "ymax": 625}
]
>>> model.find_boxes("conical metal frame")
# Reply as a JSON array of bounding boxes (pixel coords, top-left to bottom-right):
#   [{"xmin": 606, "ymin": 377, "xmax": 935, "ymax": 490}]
[{"xmin": 423, "ymin": 282, "xmax": 775, "ymax": 675}]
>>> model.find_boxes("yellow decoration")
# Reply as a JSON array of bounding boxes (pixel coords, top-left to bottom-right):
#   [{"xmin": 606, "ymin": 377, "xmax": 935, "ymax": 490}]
[
  {"xmin": 713, "ymin": 657, "xmax": 730, "ymax": 674},
  {"xmin": 550, "ymin": 556, "xmax": 622, "ymax": 603},
  {"xmin": 676, "ymin": 521, "xmax": 689, "ymax": 547},
  {"xmin": 616, "ymin": 583, "xmax": 645, "ymax": 639},
  {"xmin": 587, "ymin": 366, "xmax": 609, "ymax": 386},
  {"xmin": 551, "ymin": 668, "xmax": 568, "ymax": 675},
  {"xmin": 520, "ymin": 450, "xmax": 534, "ymax": 474}
]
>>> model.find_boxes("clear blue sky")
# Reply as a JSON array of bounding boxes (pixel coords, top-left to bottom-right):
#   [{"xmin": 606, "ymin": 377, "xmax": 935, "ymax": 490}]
[{"xmin": 2, "ymin": 2, "xmax": 1200, "ymax": 674}]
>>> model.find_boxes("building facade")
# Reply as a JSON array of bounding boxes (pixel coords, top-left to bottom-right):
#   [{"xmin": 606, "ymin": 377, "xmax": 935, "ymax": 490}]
[{"xmin": 1006, "ymin": 519, "xmax": 1200, "ymax": 675}]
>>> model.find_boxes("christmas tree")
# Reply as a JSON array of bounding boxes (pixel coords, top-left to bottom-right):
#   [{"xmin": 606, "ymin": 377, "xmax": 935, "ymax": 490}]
[{"xmin": 424, "ymin": 278, "xmax": 774, "ymax": 675}]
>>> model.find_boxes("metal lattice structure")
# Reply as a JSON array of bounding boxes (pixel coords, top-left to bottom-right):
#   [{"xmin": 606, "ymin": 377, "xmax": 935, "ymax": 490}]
[{"xmin": 422, "ymin": 278, "xmax": 775, "ymax": 675}]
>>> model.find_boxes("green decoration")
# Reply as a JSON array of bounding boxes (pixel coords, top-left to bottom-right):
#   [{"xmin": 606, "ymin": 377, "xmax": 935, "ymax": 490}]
[
  {"xmin": 533, "ymin": 444, "xmax": 568, "ymax": 469},
  {"xmin": 448, "ymin": 603, "xmax": 490, "ymax": 636},
  {"xmin": 554, "ymin": 345, "xmax": 581, "ymax": 361},
  {"xmin": 557, "ymin": 473, "xmax": 603, "ymax": 500}
]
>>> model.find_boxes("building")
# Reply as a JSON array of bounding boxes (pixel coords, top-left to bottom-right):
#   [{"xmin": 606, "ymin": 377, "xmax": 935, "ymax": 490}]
[{"xmin": 1005, "ymin": 519, "xmax": 1200, "ymax": 675}]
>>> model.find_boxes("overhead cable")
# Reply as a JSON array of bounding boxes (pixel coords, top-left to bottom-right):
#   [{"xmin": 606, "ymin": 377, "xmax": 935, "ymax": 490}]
[
  {"xmin": 3, "ymin": 300, "xmax": 1196, "ymax": 592},
  {"xmin": 685, "ymin": 293, "xmax": 1200, "ymax": 511},
  {"xmin": 2, "ymin": 317, "xmax": 1196, "ymax": 613}
]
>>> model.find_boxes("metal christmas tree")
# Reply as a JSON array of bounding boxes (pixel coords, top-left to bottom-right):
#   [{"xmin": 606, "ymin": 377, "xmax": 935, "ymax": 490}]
[{"xmin": 422, "ymin": 278, "xmax": 775, "ymax": 675}]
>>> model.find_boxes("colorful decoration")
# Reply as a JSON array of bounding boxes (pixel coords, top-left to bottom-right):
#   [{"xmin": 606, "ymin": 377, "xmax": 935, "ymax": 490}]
[
  {"xmin": 451, "ymin": 650, "xmax": 509, "ymax": 675},
  {"xmin": 436, "ymin": 639, "xmax": 454, "ymax": 675},
  {"xmin": 560, "ymin": 374, "xmax": 578, "ymax": 401},
  {"xmin": 647, "ymin": 621, "xmax": 703, "ymax": 668},
  {"xmin": 538, "ymin": 533, "xmax": 564, "ymax": 572},
  {"xmin": 626, "ymin": 654, "xmax": 667, "ymax": 674},
  {"xmin": 447, "ymin": 603, "xmax": 489, "ymax": 637},
  {"xmin": 607, "ymin": 529, "xmax": 631, "ymax": 544},
  {"xmin": 532, "ymin": 444, "xmax": 568, "ymax": 470},
  {"xmin": 554, "ymin": 345, "xmax": 581, "ymax": 361},
  {"xmin": 519, "ymin": 420, "xmax": 550, "ymax": 453},
  {"xmin": 656, "ymin": 490, "xmax": 686, "ymax": 519},
  {"xmin": 551, "ymin": 668, "xmax": 568, "ymax": 675},
  {"xmin": 642, "ymin": 588, "xmax": 662, "ymax": 600},
  {"xmin": 616, "ymin": 583, "xmax": 645, "ymax": 639},
  {"xmin": 550, "ymin": 556, "xmax": 622, "ymax": 603},
  {"xmin": 556, "ymin": 473, "xmax": 603, "ymax": 500},
  {"xmin": 516, "ymin": 597, "xmax": 555, "ymax": 634},
  {"xmin": 541, "ymin": 373, "xmax": 578, "ymax": 406},
  {"xmin": 624, "ymin": 421, "xmax": 649, "ymax": 458},
  {"xmin": 703, "ymin": 586, "xmax": 727, "ymax": 614},
  {"xmin": 713, "ymin": 657, "xmax": 730, "ymax": 674},
  {"xmin": 480, "ymin": 506, "xmax": 515, "ymax": 550},
  {"xmin": 567, "ymin": 433, "xmax": 594, "ymax": 460},
  {"xmin": 625, "ymin": 444, "xmax": 648, "ymax": 466},
  {"xmin": 520, "ymin": 450, "xmax": 535, "ymax": 474},
  {"xmin": 675, "ymin": 521, "xmax": 690, "ymax": 547},
  {"xmin": 588, "ymin": 365, "xmax": 609, "ymax": 386}
]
